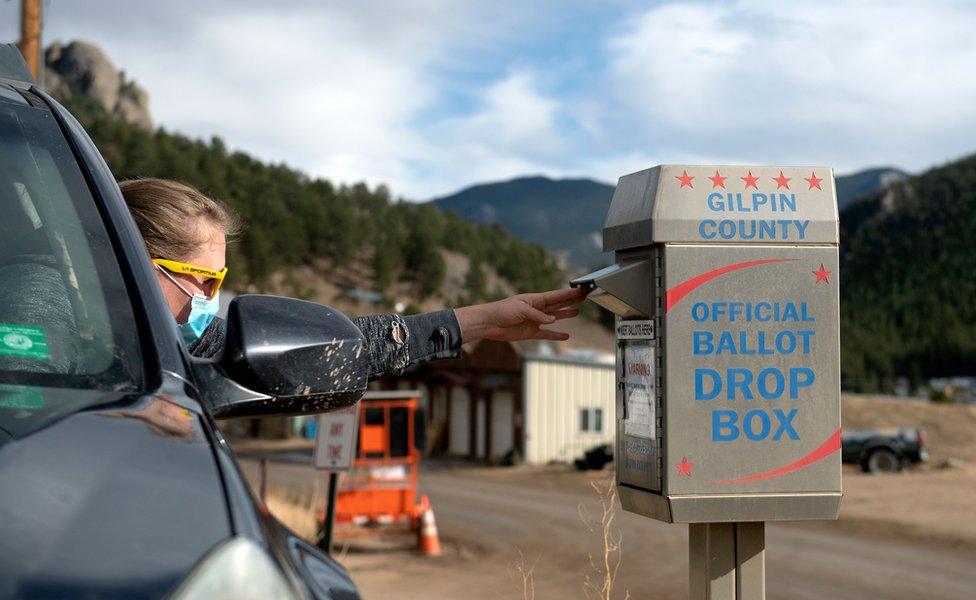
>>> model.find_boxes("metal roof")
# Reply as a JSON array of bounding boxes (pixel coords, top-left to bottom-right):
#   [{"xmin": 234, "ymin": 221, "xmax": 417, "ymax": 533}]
[{"xmin": 521, "ymin": 352, "xmax": 614, "ymax": 369}]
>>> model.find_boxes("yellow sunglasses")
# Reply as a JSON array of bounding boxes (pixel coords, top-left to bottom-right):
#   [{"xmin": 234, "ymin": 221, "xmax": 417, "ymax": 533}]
[{"xmin": 152, "ymin": 258, "xmax": 228, "ymax": 298}]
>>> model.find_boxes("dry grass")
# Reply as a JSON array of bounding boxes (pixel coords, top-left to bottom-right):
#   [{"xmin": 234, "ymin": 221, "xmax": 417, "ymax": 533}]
[
  {"xmin": 506, "ymin": 548, "xmax": 539, "ymax": 600},
  {"xmin": 264, "ymin": 486, "xmax": 327, "ymax": 543},
  {"xmin": 502, "ymin": 471, "xmax": 634, "ymax": 600},
  {"xmin": 578, "ymin": 474, "xmax": 630, "ymax": 600}
]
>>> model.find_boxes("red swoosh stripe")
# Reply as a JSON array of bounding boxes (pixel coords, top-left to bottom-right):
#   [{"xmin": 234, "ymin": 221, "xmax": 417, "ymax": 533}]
[
  {"xmin": 712, "ymin": 428, "xmax": 842, "ymax": 485},
  {"xmin": 665, "ymin": 258, "xmax": 797, "ymax": 312}
]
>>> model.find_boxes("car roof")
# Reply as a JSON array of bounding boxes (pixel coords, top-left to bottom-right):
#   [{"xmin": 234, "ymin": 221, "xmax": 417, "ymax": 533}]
[{"xmin": 0, "ymin": 43, "xmax": 36, "ymax": 88}]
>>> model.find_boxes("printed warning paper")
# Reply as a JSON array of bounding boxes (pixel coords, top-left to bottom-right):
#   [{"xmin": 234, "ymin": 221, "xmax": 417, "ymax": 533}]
[{"xmin": 623, "ymin": 342, "xmax": 656, "ymax": 439}]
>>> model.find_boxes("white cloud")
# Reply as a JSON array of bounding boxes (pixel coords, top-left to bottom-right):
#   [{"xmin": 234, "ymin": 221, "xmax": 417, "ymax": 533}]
[
  {"xmin": 105, "ymin": 4, "xmax": 458, "ymax": 196},
  {"xmin": 418, "ymin": 69, "xmax": 573, "ymax": 194},
  {"xmin": 603, "ymin": 0, "xmax": 976, "ymax": 172},
  {"xmin": 13, "ymin": 0, "xmax": 473, "ymax": 196},
  {"xmin": 19, "ymin": 1, "xmax": 583, "ymax": 198},
  {"xmin": 450, "ymin": 70, "xmax": 564, "ymax": 157},
  {"xmin": 6, "ymin": 0, "xmax": 976, "ymax": 198}
]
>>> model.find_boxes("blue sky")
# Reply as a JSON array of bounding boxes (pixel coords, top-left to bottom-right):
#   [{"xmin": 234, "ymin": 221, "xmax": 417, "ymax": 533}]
[{"xmin": 3, "ymin": 0, "xmax": 976, "ymax": 199}]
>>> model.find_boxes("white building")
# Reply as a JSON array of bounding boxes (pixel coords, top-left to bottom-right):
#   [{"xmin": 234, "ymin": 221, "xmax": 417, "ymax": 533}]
[
  {"xmin": 379, "ymin": 338, "xmax": 616, "ymax": 465},
  {"xmin": 522, "ymin": 353, "xmax": 615, "ymax": 464}
]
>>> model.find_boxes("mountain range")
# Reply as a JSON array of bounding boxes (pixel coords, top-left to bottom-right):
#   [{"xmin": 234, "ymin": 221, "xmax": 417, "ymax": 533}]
[{"xmin": 432, "ymin": 167, "xmax": 907, "ymax": 269}]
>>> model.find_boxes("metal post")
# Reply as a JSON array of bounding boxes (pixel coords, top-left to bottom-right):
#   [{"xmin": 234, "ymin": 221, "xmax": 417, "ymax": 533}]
[
  {"xmin": 318, "ymin": 472, "xmax": 339, "ymax": 555},
  {"xmin": 735, "ymin": 522, "xmax": 765, "ymax": 599},
  {"xmin": 690, "ymin": 523, "xmax": 736, "ymax": 600},
  {"xmin": 259, "ymin": 458, "xmax": 268, "ymax": 503},
  {"xmin": 689, "ymin": 522, "xmax": 765, "ymax": 600}
]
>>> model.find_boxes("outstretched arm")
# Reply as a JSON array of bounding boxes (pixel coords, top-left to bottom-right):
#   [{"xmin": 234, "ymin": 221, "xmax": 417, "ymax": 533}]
[
  {"xmin": 454, "ymin": 286, "xmax": 588, "ymax": 344},
  {"xmin": 352, "ymin": 286, "xmax": 588, "ymax": 381}
]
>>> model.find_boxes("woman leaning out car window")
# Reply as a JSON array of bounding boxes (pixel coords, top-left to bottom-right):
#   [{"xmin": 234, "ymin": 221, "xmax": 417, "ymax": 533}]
[{"xmin": 118, "ymin": 178, "xmax": 586, "ymax": 380}]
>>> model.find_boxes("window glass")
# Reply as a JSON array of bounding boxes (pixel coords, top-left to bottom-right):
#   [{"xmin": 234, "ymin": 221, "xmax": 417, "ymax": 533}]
[
  {"xmin": 364, "ymin": 407, "xmax": 384, "ymax": 425},
  {"xmin": 580, "ymin": 408, "xmax": 589, "ymax": 432},
  {"xmin": 389, "ymin": 407, "xmax": 408, "ymax": 457},
  {"xmin": 594, "ymin": 408, "xmax": 603, "ymax": 433},
  {"xmin": 0, "ymin": 99, "xmax": 142, "ymax": 390}
]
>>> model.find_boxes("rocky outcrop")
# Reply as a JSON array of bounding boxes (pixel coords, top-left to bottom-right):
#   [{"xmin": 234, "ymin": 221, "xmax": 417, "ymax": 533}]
[{"xmin": 43, "ymin": 40, "xmax": 152, "ymax": 130}]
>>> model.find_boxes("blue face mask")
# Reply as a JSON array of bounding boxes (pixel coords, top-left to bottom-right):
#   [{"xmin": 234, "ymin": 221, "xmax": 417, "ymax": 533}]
[
  {"xmin": 179, "ymin": 292, "xmax": 220, "ymax": 345},
  {"xmin": 156, "ymin": 264, "xmax": 221, "ymax": 345}
]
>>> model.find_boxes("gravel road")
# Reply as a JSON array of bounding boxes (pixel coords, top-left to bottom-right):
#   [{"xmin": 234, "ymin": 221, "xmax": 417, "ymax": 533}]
[
  {"xmin": 395, "ymin": 467, "xmax": 976, "ymax": 600},
  {"xmin": 243, "ymin": 457, "xmax": 976, "ymax": 599}
]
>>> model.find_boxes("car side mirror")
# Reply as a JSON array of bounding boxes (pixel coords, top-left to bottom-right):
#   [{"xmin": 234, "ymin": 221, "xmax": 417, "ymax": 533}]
[{"xmin": 192, "ymin": 295, "xmax": 368, "ymax": 418}]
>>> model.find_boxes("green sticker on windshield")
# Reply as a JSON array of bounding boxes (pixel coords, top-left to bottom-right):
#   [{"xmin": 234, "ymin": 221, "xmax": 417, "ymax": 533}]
[
  {"xmin": 0, "ymin": 385, "xmax": 45, "ymax": 410},
  {"xmin": 0, "ymin": 323, "xmax": 49, "ymax": 360}
]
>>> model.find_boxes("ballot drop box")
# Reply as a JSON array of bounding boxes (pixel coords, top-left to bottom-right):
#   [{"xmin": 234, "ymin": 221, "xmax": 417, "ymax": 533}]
[{"xmin": 573, "ymin": 165, "xmax": 841, "ymax": 525}]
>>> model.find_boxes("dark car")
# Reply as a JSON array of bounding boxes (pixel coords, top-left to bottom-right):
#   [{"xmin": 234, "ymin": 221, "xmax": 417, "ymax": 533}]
[
  {"xmin": 573, "ymin": 443, "xmax": 613, "ymax": 471},
  {"xmin": 841, "ymin": 427, "xmax": 929, "ymax": 474},
  {"xmin": 0, "ymin": 45, "xmax": 367, "ymax": 599}
]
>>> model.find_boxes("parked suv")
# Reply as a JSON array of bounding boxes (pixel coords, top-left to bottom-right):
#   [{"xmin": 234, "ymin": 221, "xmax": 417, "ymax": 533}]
[
  {"xmin": 0, "ymin": 45, "xmax": 366, "ymax": 599},
  {"xmin": 841, "ymin": 427, "xmax": 929, "ymax": 474}
]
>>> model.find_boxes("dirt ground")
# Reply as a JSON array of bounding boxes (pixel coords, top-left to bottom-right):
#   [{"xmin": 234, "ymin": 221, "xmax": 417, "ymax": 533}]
[
  {"xmin": 242, "ymin": 461, "xmax": 976, "ymax": 600},
  {"xmin": 842, "ymin": 394, "xmax": 976, "ymax": 463},
  {"xmin": 235, "ymin": 395, "xmax": 976, "ymax": 599}
]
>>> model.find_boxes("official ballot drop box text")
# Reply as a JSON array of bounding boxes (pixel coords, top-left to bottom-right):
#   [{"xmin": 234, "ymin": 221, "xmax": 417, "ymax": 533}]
[{"xmin": 573, "ymin": 165, "xmax": 841, "ymax": 523}]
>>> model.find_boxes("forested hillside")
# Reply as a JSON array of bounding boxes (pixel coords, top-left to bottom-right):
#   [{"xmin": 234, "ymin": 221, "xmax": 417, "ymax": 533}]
[
  {"xmin": 433, "ymin": 165, "xmax": 975, "ymax": 391},
  {"xmin": 433, "ymin": 176, "xmax": 614, "ymax": 269},
  {"xmin": 57, "ymin": 92, "xmax": 561, "ymax": 306},
  {"xmin": 433, "ymin": 170, "xmax": 908, "ymax": 270},
  {"xmin": 835, "ymin": 166, "xmax": 906, "ymax": 210},
  {"xmin": 840, "ymin": 156, "xmax": 976, "ymax": 390}
]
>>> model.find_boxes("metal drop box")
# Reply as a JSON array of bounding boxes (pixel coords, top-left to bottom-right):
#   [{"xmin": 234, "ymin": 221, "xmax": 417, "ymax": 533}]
[{"xmin": 572, "ymin": 165, "xmax": 842, "ymax": 523}]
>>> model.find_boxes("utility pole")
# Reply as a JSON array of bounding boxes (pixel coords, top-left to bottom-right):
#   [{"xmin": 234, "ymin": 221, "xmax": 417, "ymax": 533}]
[{"xmin": 18, "ymin": 0, "xmax": 41, "ymax": 80}]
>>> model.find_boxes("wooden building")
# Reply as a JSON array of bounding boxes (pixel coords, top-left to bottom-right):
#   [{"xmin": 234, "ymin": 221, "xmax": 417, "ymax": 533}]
[{"xmin": 377, "ymin": 340, "xmax": 615, "ymax": 465}]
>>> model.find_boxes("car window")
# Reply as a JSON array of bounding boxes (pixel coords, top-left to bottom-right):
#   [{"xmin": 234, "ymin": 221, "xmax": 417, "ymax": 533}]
[{"xmin": 0, "ymin": 96, "xmax": 143, "ymax": 391}]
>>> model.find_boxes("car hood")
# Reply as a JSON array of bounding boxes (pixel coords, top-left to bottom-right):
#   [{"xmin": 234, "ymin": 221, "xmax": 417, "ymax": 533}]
[{"xmin": 0, "ymin": 387, "xmax": 229, "ymax": 599}]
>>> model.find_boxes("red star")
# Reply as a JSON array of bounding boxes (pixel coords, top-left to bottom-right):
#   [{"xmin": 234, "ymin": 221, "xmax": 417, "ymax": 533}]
[
  {"xmin": 708, "ymin": 170, "xmax": 727, "ymax": 189},
  {"xmin": 773, "ymin": 170, "xmax": 791, "ymax": 189},
  {"xmin": 813, "ymin": 263, "xmax": 831, "ymax": 284},
  {"xmin": 676, "ymin": 456, "xmax": 694, "ymax": 476},
  {"xmin": 741, "ymin": 170, "xmax": 759, "ymax": 189},
  {"xmin": 805, "ymin": 171, "xmax": 823, "ymax": 190},
  {"xmin": 676, "ymin": 170, "xmax": 694, "ymax": 188}
]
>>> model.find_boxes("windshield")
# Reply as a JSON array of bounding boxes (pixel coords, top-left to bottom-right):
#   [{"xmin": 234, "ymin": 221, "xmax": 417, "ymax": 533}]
[{"xmin": 0, "ymin": 94, "xmax": 143, "ymax": 393}]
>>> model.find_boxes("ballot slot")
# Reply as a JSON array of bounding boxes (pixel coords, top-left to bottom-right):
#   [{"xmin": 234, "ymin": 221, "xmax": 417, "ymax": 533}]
[{"xmin": 570, "ymin": 258, "xmax": 652, "ymax": 319}]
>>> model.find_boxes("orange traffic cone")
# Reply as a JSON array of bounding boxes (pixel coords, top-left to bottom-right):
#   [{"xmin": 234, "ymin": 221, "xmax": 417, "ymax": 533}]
[{"xmin": 417, "ymin": 508, "xmax": 442, "ymax": 557}]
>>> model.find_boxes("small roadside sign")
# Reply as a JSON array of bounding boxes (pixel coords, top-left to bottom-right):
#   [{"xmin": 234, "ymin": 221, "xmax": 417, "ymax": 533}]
[{"xmin": 313, "ymin": 403, "xmax": 360, "ymax": 471}]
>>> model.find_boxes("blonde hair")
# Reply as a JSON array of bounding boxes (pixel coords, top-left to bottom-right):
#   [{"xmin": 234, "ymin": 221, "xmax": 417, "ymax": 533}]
[{"xmin": 118, "ymin": 178, "xmax": 242, "ymax": 261}]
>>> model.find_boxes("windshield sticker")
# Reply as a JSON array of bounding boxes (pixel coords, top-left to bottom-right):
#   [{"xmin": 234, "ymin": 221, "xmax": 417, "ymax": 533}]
[
  {"xmin": 0, "ymin": 323, "xmax": 49, "ymax": 360},
  {"xmin": 0, "ymin": 385, "xmax": 45, "ymax": 410}
]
